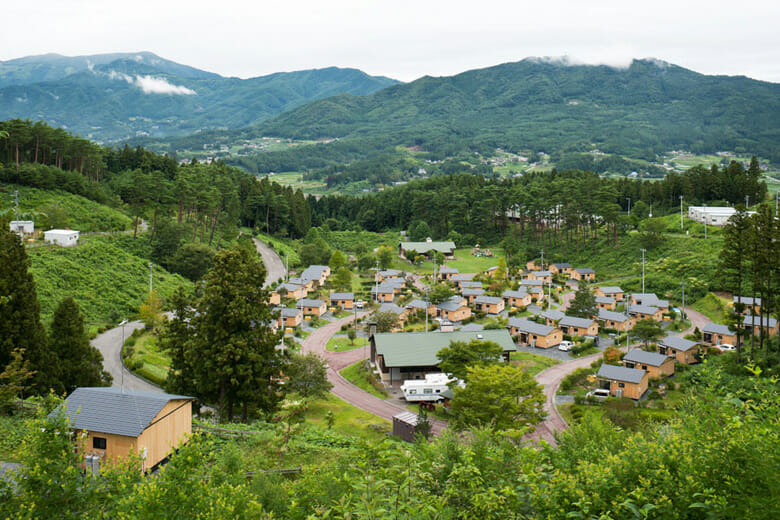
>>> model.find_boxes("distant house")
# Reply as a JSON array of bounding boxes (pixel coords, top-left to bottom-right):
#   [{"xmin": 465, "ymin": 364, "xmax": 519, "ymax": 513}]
[
  {"xmin": 743, "ymin": 315, "xmax": 779, "ymax": 336},
  {"xmin": 459, "ymin": 281, "xmax": 482, "ymax": 290},
  {"xmin": 658, "ymin": 336, "xmax": 700, "ymax": 365},
  {"xmin": 629, "ymin": 304, "xmax": 664, "ymax": 322},
  {"xmin": 473, "ymin": 295, "xmax": 505, "ymax": 315},
  {"xmin": 701, "ymin": 323, "xmax": 736, "ymax": 346},
  {"xmin": 571, "ymin": 268, "xmax": 595, "ymax": 282},
  {"xmin": 623, "ymin": 349, "xmax": 674, "ymax": 378},
  {"xmin": 598, "ymin": 309, "xmax": 635, "ymax": 332},
  {"xmin": 54, "ymin": 387, "xmax": 193, "ymax": 472},
  {"xmin": 436, "ymin": 297, "xmax": 472, "ymax": 322},
  {"xmin": 526, "ymin": 260, "xmax": 542, "ymax": 271},
  {"xmin": 398, "ymin": 240, "xmax": 456, "ymax": 259},
  {"xmin": 44, "ymin": 229, "xmax": 79, "ymax": 247},
  {"xmin": 438, "ymin": 266, "xmax": 459, "ymax": 281},
  {"xmin": 279, "ymin": 307, "xmax": 303, "ymax": 328},
  {"xmin": 540, "ymin": 309, "xmax": 565, "ymax": 326},
  {"xmin": 482, "ymin": 266, "xmax": 499, "ymax": 278},
  {"xmin": 508, "ymin": 318, "xmax": 562, "ymax": 348},
  {"xmin": 299, "ymin": 299, "xmax": 327, "ymax": 317},
  {"xmin": 406, "ymin": 299, "xmax": 436, "ymax": 316},
  {"xmin": 370, "ymin": 329, "xmax": 516, "ymax": 383},
  {"xmin": 372, "ymin": 283, "xmax": 396, "ymax": 303},
  {"xmin": 596, "ymin": 296, "xmax": 616, "ymax": 310},
  {"xmin": 301, "ymin": 265, "xmax": 330, "ymax": 287},
  {"xmin": 288, "ymin": 276, "xmax": 316, "ymax": 292},
  {"xmin": 594, "ymin": 286, "xmax": 624, "ymax": 301},
  {"xmin": 375, "ymin": 269, "xmax": 402, "ymax": 283},
  {"xmin": 451, "ymin": 273, "xmax": 477, "ymax": 287},
  {"xmin": 733, "ymin": 296, "xmax": 761, "ymax": 315},
  {"xmin": 269, "ymin": 291, "xmax": 282, "ymax": 305},
  {"xmin": 630, "ymin": 293, "xmax": 669, "ymax": 311},
  {"xmin": 461, "ymin": 287, "xmax": 485, "ymax": 304},
  {"xmin": 393, "ymin": 411, "xmax": 421, "ymax": 443},
  {"xmin": 9, "ymin": 220, "xmax": 34, "ymax": 235},
  {"xmin": 502, "ymin": 289, "xmax": 532, "ymax": 308},
  {"xmin": 520, "ymin": 278, "xmax": 544, "ymax": 287},
  {"xmin": 277, "ymin": 282, "xmax": 307, "ymax": 301},
  {"xmin": 376, "ymin": 303, "xmax": 406, "ymax": 330},
  {"xmin": 559, "ymin": 315, "xmax": 599, "ymax": 337},
  {"xmin": 329, "ymin": 292, "xmax": 354, "ymax": 310},
  {"xmin": 526, "ymin": 270, "xmax": 552, "ymax": 284},
  {"xmin": 549, "ymin": 263, "xmax": 573, "ymax": 276},
  {"xmin": 596, "ymin": 364, "xmax": 649, "ymax": 400}
]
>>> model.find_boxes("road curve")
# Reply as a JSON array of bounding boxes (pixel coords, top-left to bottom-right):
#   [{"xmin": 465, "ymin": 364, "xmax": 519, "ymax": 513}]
[
  {"xmin": 92, "ymin": 320, "xmax": 162, "ymax": 393},
  {"xmin": 253, "ymin": 238, "xmax": 287, "ymax": 288},
  {"xmin": 302, "ymin": 315, "xmax": 447, "ymax": 436}
]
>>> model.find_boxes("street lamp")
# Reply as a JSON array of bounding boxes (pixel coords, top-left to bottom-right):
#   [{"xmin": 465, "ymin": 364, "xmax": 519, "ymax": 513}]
[
  {"xmin": 119, "ymin": 319, "xmax": 129, "ymax": 392},
  {"xmin": 681, "ymin": 281, "xmax": 686, "ymax": 322},
  {"xmin": 540, "ymin": 249, "xmax": 544, "ymax": 269},
  {"xmin": 640, "ymin": 249, "xmax": 646, "ymax": 293},
  {"xmin": 149, "ymin": 262, "xmax": 154, "ymax": 295},
  {"xmin": 679, "ymin": 195, "xmax": 684, "ymax": 230},
  {"xmin": 626, "ymin": 197, "xmax": 631, "ymax": 216},
  {"xmin": 703, "ymin": 203, "xmax": 707, "ymax": 239}
]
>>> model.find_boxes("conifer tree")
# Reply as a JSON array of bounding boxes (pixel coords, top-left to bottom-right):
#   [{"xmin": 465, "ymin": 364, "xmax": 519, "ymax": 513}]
[
  {"xmin": 49, "ymin": 297, "xmax": 111, "ymax": 393},
  {"xmin": 568, "ymin": 282, "xmax": 597, "ymax": 318},
  {"xmin": 0, "ymin": 225, "xmax": 52, "ymax": 394}
]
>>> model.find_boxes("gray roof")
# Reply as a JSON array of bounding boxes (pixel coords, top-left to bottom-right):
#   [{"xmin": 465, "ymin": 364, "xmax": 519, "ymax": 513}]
[
  {"xmin": 503, "ymin": 289, "xmax": 528, "ymax": 299},
  {"xmin": 374, "ymin": 329, "xmax": 516, "ymax": 368},
  {"xmin": 280, "ymin": 307, "xmax": 302, "ymax": 318},
  {"xmin": 598, "ymin": 309, "xmax": 629, "ymax": 323},
  {"xmin": 534, "ymin": 270, "xmax": 552, "ymax": 277},
  {"xmin": 632, "ymin": 293, "xmax": 664, "ymax": 306},
  {"xmin": 279, "ymin": 282, "xmax": 304, "ymax": 292},
  {"xmin": 400, "ymin": 240, "xmax": 456, "ymax": 254},
  {"xmin": 541, "ymin": 309, "xmax": 565, "ymax": 322},
  {"xmin": 378, "ymin": 269, "xmax": 402, "ymax": 277},
  {"xmin": 560, "ymin": 315, "xmax": 596, "ymax": 329},
  {"xmin": 329, "ymin": 292, "xmax": 354, "ymax": 300},
  {"xmin": 703, "ymin": 323, "xmax": 733, "ymax": 335},
  {"xmin": 521, "ymin": 279, "xmax": 543, "ymax": 286},
  {"xmin": 630, "ymin": 304, "xmax": 660, "ymax": 316},
  {"xmin": 575, "ymin": 268, "xmax": 595, "ymax": 274},
  {"xmin": 734, "ymin": 296, "xmax": 761, "ymax": 306},
  {"xmin": 743, "ymin": 315, "xmax": 778, "ymax": 328},
  {"xmin": 474, "ymin": 295, "xmax": 502, "ymax": 305},
  {"xmin": 623, "ymin": 349, "xmax": 670, "ymax": 367},
  {"xmin": 508, "ymin": 318, "xmax": 557, "ymax": 336},
  {"xmin": 437, "ymin": 300, "xmax": 465, "ymax": 312},
  {"xmin": 287, "ymin": 276, "xmax": 309, "ymax": 286},
  {"xmin": 462, "ymin": 288, "xmax": 485, "ymax": 297},
  {"xmin": 439, "ymin": 266, "xmax": 459, "ymax": 274},
  {"xmin": 460, "ymin": 281, "xmax": 482, "ymax": 289},
  {"xmin": 459, "ymin": 323, "xmax": 485, "ymax": 332},
  {"xmin": 53, "ymin": 387, "xmax": 192, "ymax": 438},
  {"xmin": 552, "ymin": 263, "xmax": 572, "ymax": 269},
  {"xmin": 393, "ymin": 411, "xmax": 419, "ymax": 426},
  {"xmin": 406, "ymin": 299, "xmax": 430, "ymax": 310},
  {"xmin": 378, "ymin": 303, "xmax": 404, "ymax": 315},
  {"xmin": 660, "ymin": 336, "xmax": 698, "ymax": 352},
  {"xmin": 301, "ymin": 265, "xmax": 329, "ymax": 280},
  {"xmin": 299, "ymin": 299, "xmax": 324, "ymax": 307},
  {"xmin": 452, "ymin": 273, "xmax": 476, "ymax": 282},
  {"xmin": 596, "ymin": 296, "xmax": 615, "ymax": 304},
  {"xmin": 597, "ymin": 364, "xmax": 646, "ymax": 384},
  {"xmin": 598, "ymin": 286, "xmax": 623, "ymax": 295},
  {"xmin": 372, "ymin": 284, "xmax": 396, "ymax": 294}
]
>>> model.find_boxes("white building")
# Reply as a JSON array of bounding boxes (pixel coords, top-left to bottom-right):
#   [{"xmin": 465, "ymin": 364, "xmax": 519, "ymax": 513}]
[
  {"xmin": 687, "ymin": 206, "xmax": 755, "ymax": 226},
  {"xmin": 44, "ymin": 229, "xmax": 79, "ymax": 247},
  {"xmin": 9, "ymin": 220, "xmax": 34, "ymax": 235}
]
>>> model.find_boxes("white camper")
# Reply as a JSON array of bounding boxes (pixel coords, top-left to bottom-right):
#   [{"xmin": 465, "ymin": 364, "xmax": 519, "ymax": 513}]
[{"xmin": 400, "ymin": 373, "xmax": 455, "ymax": 402}]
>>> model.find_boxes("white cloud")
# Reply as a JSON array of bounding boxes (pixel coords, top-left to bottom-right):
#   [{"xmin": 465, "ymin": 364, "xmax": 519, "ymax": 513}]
[
  {"xmin": 106, "ymin": 70, "xmax": 195, "ymax": 95},
  {"xmin": 134, "ymin": 75, "xmax": 196, "ymax": 95}
]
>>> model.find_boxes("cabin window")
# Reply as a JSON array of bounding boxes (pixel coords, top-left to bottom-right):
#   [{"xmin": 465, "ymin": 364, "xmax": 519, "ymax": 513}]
[
  {"xmin": 93, "ymin": 437, "xmax": 107, "ymax": 450},
  {"xmin": 618, "ymin": 383, "xmax": 625, "ymax": 388},
  {"xmin": 642, "ymin": 365, "xmax": 648, "ymax": 370}
]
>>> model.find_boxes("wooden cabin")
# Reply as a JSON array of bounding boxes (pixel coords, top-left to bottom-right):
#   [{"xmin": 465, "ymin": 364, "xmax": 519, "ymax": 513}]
[
  {"xmin": 299, "ymin": 298, "xmax": 327, "ymax": 317},
  {"xmin": 596, "ymin": 365, "xmax": 649, "ymax": 400},
  {"xmin": 598, "ymin": 309, "xmax": 635, "ymax": 332},
  {"xmin": 658, "ymin": 336, "xmax": 700, "ymax": 365},
  {"xmin": 502, "ymin": 289, "xmax": 532, "ymax": 308},
  {"xmin": 594, "ymin": 286, "xmax": 624, "ymax": 301},
  {"xmin": 508, "ymin": 318, "xmax": 562, "ymax": 348},
  {"xmin": 701, "ymin": 323, "xmax": 736, "ymax": 347},
  {"xmin": 329, "ymin": 292, "xmax": 354, "ymax": 310},
  {"xmin": 55, "ymin": 387, "xmax": 193, "ymax": 472},
  {"xmin": 571, "ymin": 268, "xmax": 596, "ymax": 282},
  {"xmin": 473, "ymin": 295, "xmax": 505, "ymax": 315},
  {"xmin": 559, "ymin": 315, "xmax": 599, "ymax": 337},
  {"xmin": 623, "ymin": 349, "xmax": 675, "ymax": 379}
]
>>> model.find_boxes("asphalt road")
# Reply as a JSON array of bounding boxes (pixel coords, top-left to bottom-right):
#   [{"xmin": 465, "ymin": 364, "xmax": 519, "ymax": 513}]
[
  {"xmin": 253, "ymin": 238, "xmax": 287, "ymax": 287},
  {"xmin": 91, "ymin": 320, "xmax": 161, "ymax": 393}
]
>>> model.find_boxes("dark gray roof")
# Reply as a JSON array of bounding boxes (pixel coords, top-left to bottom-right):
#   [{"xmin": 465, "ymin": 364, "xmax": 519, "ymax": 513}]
[
  {"xmin": 460, "ymin": 281, "xmax": 482, "ymax": 289},
  {"xmin": 301, "ymin": 265, "xmax": 328, "ymax": 280},
  {"xmin": 632, "ymin": 293, "xmax": 666, "ymax": 307},
  {"xmin": 534, "ymin": 270, "xmax": 552, "ymax": 277},
  {"xmin": 406, "ymin": 299, "xmax": 430, "ymax": 310},
  {"xmin": 598, "ymin": 309, "xmax": 629, "ymax": 323},
  {"xmin": 597, "ymin": 364, "xmax": 646, "ymax": 384},
  {"xmin": 552, "ymin": 263, "xmax": 572, "ymax": 268},
  {"xmin": 541, "ymin": 309, "xmax": 565, "ymax": 321},
  {"xmin": 502, "ymin": 289, "xmax": 528, "ymax": 299},
  {"xmin": 598, "ymin": 286, "xmax": 623, "ymax": 294},
  {"xmin": 630, "ymin": 304, "xmax": 660, "ymax": 316},
  {"xmin": 595, "ymin": 296, "xmax": 615, "ymax": 304},
  {"xmin": 560, "ymin": 316, "xmax": 596, "ymax": 329},
  {"xmin": 452, "ymin": 273, "xmax": 476, "ymax": 282},
  {"xmin": 279, "ymin": 282, "xmax": 304, "ymax": 292},
  {"xmin": 508, "ymin": 318, "xmax": 556, "ymax": 336},
  {"xmin": 280, "ymin": 307, "xmax": 302, "ymax": 317},
  {"xmin": 703, "ymin": 323, "xmax": 733, "ymax": 335},
  {"xmin": 329, "ymin": 292, "xmax": 354, "ymax": 300},
  {"xmin": 439, "ymin": 266, "xmax": 459, "ymax": 274},
  {"xmin": 53, "ymin": 387, "xmax": 192, "ymax": 438},
  {"xmin": 474, "ymin": 295, "xmax": 502, "ymax": 305},
  {"xmin": 437, "ymin": 300, "xmax": 464, "ymax": 312},
  {"xmin": 521, "ymin": 279, "xmax": 543, "ymax": 286},
  {"xmin": 734, "ymin": 296, "xmax": 761, "ymax": 306},
  {"xmin": 299, "ymin": 298, "xmax": 324, "ymax": 307},
  {"xmin": 462, "ymin": 288, "xmax": 485, "ymax": 297},
  {"xmin": 623, "ymin": 349, "xmax": 670, "ymax": 367},
  {"xmin": 378, "ymin": 303, "xmax": 404, "ymax": 315},
  {"xmin": 378, "ymin": 269, "xmax": 402, "ymax": 277},
  {"xmin": 459, "ymin": 323, "xmax": 485, "ymax": 332},
  {"xmin": 743, "ymin": 315, "xmax": 777, "ymax": 328},
  {"xmin": 575, "ymin": 268, "xmax": 595, "ymax": 274},
  {"xmin": 660, "ymin": 336, "xmax": 698, "ymax": 352},
  {"xmin": 287, "ymin": 276, "xmax": 308, "ymax": 286}
]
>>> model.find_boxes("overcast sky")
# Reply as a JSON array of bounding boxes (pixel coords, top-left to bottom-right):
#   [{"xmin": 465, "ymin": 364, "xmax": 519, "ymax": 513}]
[{"xmin": 3, "ymin": 0, "xmax": 779, "ymax": 83}]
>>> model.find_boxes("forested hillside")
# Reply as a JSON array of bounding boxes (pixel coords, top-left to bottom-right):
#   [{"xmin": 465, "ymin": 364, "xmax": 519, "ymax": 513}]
[{"xmin": 0, "ymin": 52, "xmax": 399, "ymax": 142}]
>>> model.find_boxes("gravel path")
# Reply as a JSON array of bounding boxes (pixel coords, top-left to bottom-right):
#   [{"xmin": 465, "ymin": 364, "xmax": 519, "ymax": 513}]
[
  {"xmin": 91, "ymin": 320, "xmax": 161, "ymax": 393},
  {"xmin": 253, "ymin": 238, "xmax": 287, "ymax": 288},
  {"xmin": 302, "ymin": 315, "xmax": 447, "ymax": 436}
]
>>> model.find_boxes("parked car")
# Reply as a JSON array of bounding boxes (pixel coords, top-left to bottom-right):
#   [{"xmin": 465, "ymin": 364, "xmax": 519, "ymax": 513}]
[
  {"xmin": 717, "ymin": 343, "xmax": 736, "ymax": 351},
  {"xmin": 558, "ymin": 340, "xmax": 574, "ymax": 352},
  {"xmin": 355, "ymin": 300, "xmax": 365, "ymax": 309},
  {"xmin": 585, "ymin": 388, "xmax": 610, "ymax": 401}
]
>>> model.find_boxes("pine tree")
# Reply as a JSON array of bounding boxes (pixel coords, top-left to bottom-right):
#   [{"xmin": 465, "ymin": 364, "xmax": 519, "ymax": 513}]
[
  {"xmin": 159, "ymin": 286, "xmax": 195, "ymax": 395},
  {"xmin": 718, "ymin": 206, "xmax": 751, "ymax": 363},
  {"xmin": 49, "ymin": 297, "xmax": 111, "ymax": 393},
  {"xmin": 0, "ymin": 225, "xmax": 52, "ymax": 394},
  {"xmin": 568, "ymin": 283, "xmax": 597, "ymax": 318}
]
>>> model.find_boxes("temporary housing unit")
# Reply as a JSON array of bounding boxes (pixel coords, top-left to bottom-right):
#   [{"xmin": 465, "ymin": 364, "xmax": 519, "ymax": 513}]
[
  {"xmin": 44, "ymin": 229, "xmax": 79, "ymax": 247},
  {"xmin": 400, "ymin": 373, "xmax": 455, "ymax": 402},
  {"xmin": 701, "ymin": 323, "xmax": 736, "ymax": 346},
  {"xmin": 623, "ymin": 349, "xmax": 675, "ymax": 378},
  {"xmin": 54, "ymin": 387, "xmax": 193, "ymax": 472},
  {"xmin": 658, "ymin": 336, "xmax": 700, "ymax": 364},
  {"xmin": 508, "ymin": 318, "xmax": 563, "ymax": 348},
  {"xmin": 596, "ymin": 364, "xmax": 649, "ymax": 400},
  {"xmin": 9, "ymin": 220, "xmax": 34, "ymax": 235}
]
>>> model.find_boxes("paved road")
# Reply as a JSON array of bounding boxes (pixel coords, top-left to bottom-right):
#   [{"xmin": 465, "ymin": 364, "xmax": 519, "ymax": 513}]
[
  {"xmin": 253, "ymin": 238, "xmax": 287, "ymax": 287},
  {"xmin": 681, "ymin": 307, "xmax": 708, "ymax": 337},
  {"xmin": 91, "ymin": 320, "xmax": 161, "ymax": 393},
  {"xmin": 302, "ymin": 315, "xmax": 447, "ymax": 436}
]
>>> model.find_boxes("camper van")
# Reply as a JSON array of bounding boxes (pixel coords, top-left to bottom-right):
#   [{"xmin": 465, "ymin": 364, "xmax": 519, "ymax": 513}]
[{"xmin": 400, "ymin": 373, "xmax": 455, "ymax": 402}]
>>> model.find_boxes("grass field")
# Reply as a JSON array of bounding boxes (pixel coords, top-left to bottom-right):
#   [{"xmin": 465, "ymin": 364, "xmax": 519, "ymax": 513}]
[
  {"xmin": 124, "ymin": 330, "xmax": 171, "ymax": 387},
  {"xmin": 692, "ymin": 292, "xmax": 731, "ymax": 323},
  {"xmin": 305, "ymin": 395, "xmax": 390, "ymax": 440},
  {"xmin": 510, "ymin": 351, "xmax": 560, "ymax": 376},
  {"xmin": 340, "ymin": 360, "xmax": 388, "ymax": 399},
  {"xmin": 326, "ymin": 336, "xmax": 363, "ymax": 352}
]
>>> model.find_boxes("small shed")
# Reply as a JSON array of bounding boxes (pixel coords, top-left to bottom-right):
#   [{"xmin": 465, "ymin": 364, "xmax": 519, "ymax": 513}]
[
  {"xmin": 9, "ymin": 220, "xmax": 34, "ymax": 235},
  {"xmin": 44, "ymin": 229, "xmax": 79, "ymax": 247},
  {"xmin": 393, "ymin": 411, "xmax": 420, "ymax": 443}
]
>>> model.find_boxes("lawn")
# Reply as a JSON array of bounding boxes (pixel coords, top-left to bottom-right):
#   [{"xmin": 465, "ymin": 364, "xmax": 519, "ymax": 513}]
[
  {"xmin": 304, "ymin": 395, "xmax": 390, "ymax": 441},
  {"xmin": 692, "ymin": 292, "xmax": 731, "ymax": 323},
  {"xmin": 339, "ymin": 360, "xmax": 388, "ymax": 399},
  {"xmin": 124, "ymin": 330, "xmax": 171, "ymax": 387},
  {"xmin": 326, "ymin": 335, "xmax": 364, "ymax": 352},
  {"xmin": 510, "ymin": 351, "xmax": 560, "ymax": 376}
]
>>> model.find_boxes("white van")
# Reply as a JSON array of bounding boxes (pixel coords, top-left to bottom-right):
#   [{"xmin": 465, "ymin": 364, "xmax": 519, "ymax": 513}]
[{"xmin": 558, "ymin": 340, "xmax": 574, "ymax": 352}]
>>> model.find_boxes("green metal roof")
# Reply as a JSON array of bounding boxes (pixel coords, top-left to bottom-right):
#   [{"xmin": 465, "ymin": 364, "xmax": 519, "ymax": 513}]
[{"xmin": 374, "ymin": 329, "xmax": 516, "ymax": 368}]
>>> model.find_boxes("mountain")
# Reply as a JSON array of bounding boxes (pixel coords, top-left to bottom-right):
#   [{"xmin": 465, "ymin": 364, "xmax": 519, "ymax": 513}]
[
  {"xmin": 0, "ymin": 52, "xmax": 399, "ymax": 142},
  {"xmin": 256, "ymin": 58, "xmax": 780, "ymax": 162}
]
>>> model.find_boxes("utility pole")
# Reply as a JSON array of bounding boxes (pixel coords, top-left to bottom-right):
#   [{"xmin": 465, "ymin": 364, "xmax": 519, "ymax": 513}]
[
  {"xmin": 626, "ymin": 197, "xmax": 631, "ymax": 216},
  {"xmin": 547, "ymin": 280, "xmax": 552, "ymax": 310},
  {"xmin": 14, "ymin": 190, "xmax": 19, "ymax": 208},
  {"xmin": 640, "ymin": 249, "xmax": 646, "ymax": 293},
  {"xmin": 681, "ymin": 281, "xmax": 686, "ymax": 322},
  {"xmin": 119, "ymin": 319, "xmax": 128, "ymax": 393},
  {"xmin": 285, "ymin": 254, "xmax": 289, "ymax": 282},
  {"xmin": 425, "ymin": 286, "xmax": 430, "ymax": 333},
  {"xmin": 776, "ymin": 191, "xmax": 779, "ymax": 217},
  {"xmin": 148, "ymin": 262, "xmax": 154, "ymax": 295},
  {"xmin": 374, "ymin": 259, "xmax": 379, "ymax": 302},
  {"xmin": 679, "ymin": 195, "xmax": 684, "ymax": 230},
  {"xmin": 703, "ymin": 203, "xmax": 707, "ymax": 239},
  {"xmin": 626, "ymin": 295, "xmax": 630, "ymax": 350},
  {"xmin": 540, "ymin": 249, "xmax": 544, "ymax": 269},
  {"xmin": 649, "ymin": 204, "xmax": 653, "ymax": 218},
  {"xmin": 745, "ymin": 195, "xmax": 749, "ymax": 210}
]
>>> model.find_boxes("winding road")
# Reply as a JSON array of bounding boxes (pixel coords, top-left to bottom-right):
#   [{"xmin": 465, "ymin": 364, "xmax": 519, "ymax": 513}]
[{"xmin": 253, "ymin": 238, "xmax": 287, "ymax": 287}]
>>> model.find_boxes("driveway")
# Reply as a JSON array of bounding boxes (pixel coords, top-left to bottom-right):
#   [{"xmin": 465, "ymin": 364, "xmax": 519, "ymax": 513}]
[
  {"xmin": 91, "ymin": 320, "xmax": 161, "ymax": 393},
  {"xmin": 301, "ymin": 315, "xmax": 447, "ymax": 436},
  {"xmin": 253, "ymin": 238, "xmax": 287, "ymax": 287}
]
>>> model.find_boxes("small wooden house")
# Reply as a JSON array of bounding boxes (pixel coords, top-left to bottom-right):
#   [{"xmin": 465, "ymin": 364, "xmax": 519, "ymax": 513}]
[
  {"xmin": 55, "ymin": 387, "xmax": 193, "ymax": 472},
  {"xmin": 269, "ymin": 291, "xmax": 282, "ymax": 306},
  {"xmin": 436, "ymin": 298, "xmax": 472, "ymax": 322},
  {"xmin": 623, "ymin": 349, "xmax": 675, "ymax": 378},
  {"xmin": 526, "ymin": 260, "xmax": 542, "ymax": 271},
  {"xmin": 502, "ymin": 289, "xmax": 532, "ymax": 308},
  {"xmin": 733, "ymin": 296, "xmax": 761, "ymax": 315},
  {"xmin": 549, "ymin": 263, "xmax": 573, "ymax": 276},
  {"xmin": 596, "ymin": 364, "xmax": 649, "ymax": 400},
  {"xmin": 701, "ymin": 323, "xmax": 736, "ymax": 347},
  {"xmin": 278, "ymin": 282, "xmax": 307, "ymax": 301},
  {"xmin": 594, "ymin": 286, "xmax": 624, "ymax": 301},
  {"xmin": 629, "ymin": 305, "xmax": 664, "ymax": 322},
  {"xmin": 526, "ymin": 270, "xmax": 552, "ymax": 284},
  {"xmin": 559, "ymin": 315, "xmax": 599, "ymax": 337},
  {"xmin": 438, "ymin": 266, "xmax": 459, "ymax": 281},
  {"xmin": 508, "ymin": 318, "xmax": 562, "ymax": 348},
  {"xmin": 743, "ymin": 315, "xmax": 779, "ymax": 337},
  {"xmin": 393, "ymin": 411, "xmax": 421, "ymax": 443},
  {"xmin": 329, "ymin": 292, "xmax": 354, "ymax": 310},
  {"xmin": 571, "ymin": 268, "xmax": 595, "ymax": 282},
  {"xmin": 375, "ymin": 269, "xmax": 402, "ymax": 283},
  {"xmin": 598, "ymin": 309, "xmax": 635, "ymax": 332},
  {"xmin": 301, "ymin": 265, "xmax": 331, "ymax": 287},
  {"xmin": 299, "ymin": 298, "xmax": 327, "ymax": 317},
  {"xmin": 596, "ymin": 296, "xmax": 616, "ymax": 310},
  {"xmin": 658, "ymin": 336, "xmax": 700, "ymax": 365},
  {"xmin": 461, "ymin": 287, "xmax": 485, "ymax": 304},
  {"xmin": 540, "ymin": 309, "xmax": 565, "ymax": 327},
  {"xmin": 473, "ymin": 295, "xmax": 505, "ymax": 315},
  {"xmin": 279, "ymin": 307, "xmax": 303, "ymax": 328}
]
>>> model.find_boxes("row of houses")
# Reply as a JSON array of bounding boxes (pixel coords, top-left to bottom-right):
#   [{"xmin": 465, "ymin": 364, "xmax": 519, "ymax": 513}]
[
  {"xmin": 270, "ymin": 265, "xmax": 331, "ymax": 305},
  {"xmin": 525, "ymin": 261, "xmax": 596, "ymax": 282}
]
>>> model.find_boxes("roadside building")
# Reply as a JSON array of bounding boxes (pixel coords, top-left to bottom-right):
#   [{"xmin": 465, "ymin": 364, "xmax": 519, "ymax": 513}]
[
  {"xmin": 701, "ymin": 323, "xmax": 736, "ymax": 346},
  {"xmin": 329, "ymin": 292, "xmax": 354, "ymax": 310},
  {"xmin": 658, "ymin": 336, "xmax": 700, "ymax": 364},
  {"xmin": 44, "ymin": 229, "xmax": 79, "ymax": 247},
  {"xmin": 508, "ymin": 318, "xmax": 563, "ymax": 348},
  {"xmin": 559, "ymin": 315, "xmax": 599, "ymax": 337},
  {"xmin": 596, "ymin": 364, "xmax": 649, "ymax": 400},
  {"xmin": 623, "ymin": 349, "xmax": 675, "ymax": 378}
]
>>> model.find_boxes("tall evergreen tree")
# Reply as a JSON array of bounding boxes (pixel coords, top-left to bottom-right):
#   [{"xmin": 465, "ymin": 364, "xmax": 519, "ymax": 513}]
[
  {"xmin": 568, "ymin": 283, "xmax": 597, "ymax": 318},
  {"xmin": 718, "ymin": 206, "xmax": 751, "ymax": 362},
  {"xmin": 159, "ymin": 286, "xmax": 195, "ymax": 396},
  {"xmin": 49, "ymin": 297, "xmax": 111, "ymax": 393},
  {"xmin": 0, "ymin": 225, "xmax": 52, "ymax": 394}
]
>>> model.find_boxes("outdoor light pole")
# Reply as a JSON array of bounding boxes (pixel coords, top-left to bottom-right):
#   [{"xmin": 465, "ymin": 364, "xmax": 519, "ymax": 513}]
[
  {"xmin": 627, "ymin": 197, "xmax": 631, "ymax": 216},
  {"xmin": 745, "ymin": 195, "xmax": 749, "ymax": 210},
  {"xmin": 119, "ymin": 319, "xmax": 129, "ymax": 393},
  {"xmin": 626, "ymin": 295, "xmax": 630, "ymax": 350},
  {"xmin": 425, "ymin": 286, "xmax": 430, "ymax": 333},
  {"xmin": 540, "ymin": 249, "xmax": 544, "ymax": 269},
  {"xmin": 679, "ymin": 195, "xmax": 684, "ymax": 230},
  {"xmin": 703, "ymin": 203, "xmax": 707, "ymax": 239},
  {"xmin": 640, "ymin": 249, "xmax": 646, "ymax": 293},
  {"xmin": 681, "ymin": 281, "xmax": 686, "ymax": 322},
  {"xmin": 149, "ymin": 262, "xmax": 154, "ymax": 295}
]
